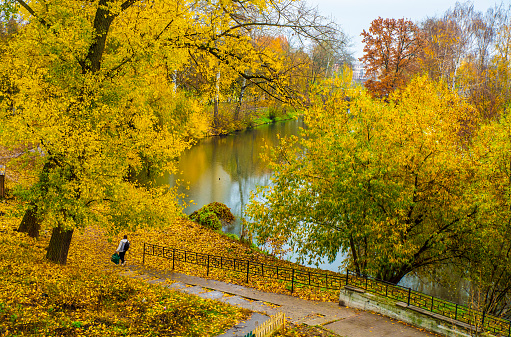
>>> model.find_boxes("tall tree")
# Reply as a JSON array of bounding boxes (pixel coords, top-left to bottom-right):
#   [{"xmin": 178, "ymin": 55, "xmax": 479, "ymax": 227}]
[
  {"xmin": 420, "ymin": 3, "xmax": 510, "ymax": 120},
  {"xmin": 0, "ymin": 0, "xmax": 344, "ymax": 264},
  {"xmin": 360, "ymin": 17, "xmax": 424, "ymax": 98},
  {"xmin": 247, "ymin": 75, "xmax": 477, "ymax": 283},
  {"xmin": 468, "ymin": 112, "xmax": 511, "ymax": 318},
  {"xmin": 420, "ymin": 17, "xmax": 462, "ymax": 87}
]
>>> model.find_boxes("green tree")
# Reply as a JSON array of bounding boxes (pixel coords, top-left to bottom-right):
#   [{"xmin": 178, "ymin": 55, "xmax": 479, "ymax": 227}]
[{"xmin": 247, "ymin": 75, "xmax": 478, "ymax": 283}]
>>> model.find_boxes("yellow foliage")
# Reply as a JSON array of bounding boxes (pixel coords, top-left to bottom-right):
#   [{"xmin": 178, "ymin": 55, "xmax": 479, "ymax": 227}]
[{"xmin": 247, "ymin": 75, "xmax": 478, "ymax": 283}]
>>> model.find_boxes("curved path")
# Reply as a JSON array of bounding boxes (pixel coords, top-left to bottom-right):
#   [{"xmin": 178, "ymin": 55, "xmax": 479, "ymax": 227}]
[{"xmin": 119, "ymin": 264, "xmax": 440, "ymax": 337}]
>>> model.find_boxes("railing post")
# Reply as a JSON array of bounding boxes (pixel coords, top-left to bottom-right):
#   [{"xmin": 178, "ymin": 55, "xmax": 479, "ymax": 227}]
[
  {"xmin": 207, "ymin": 254, "xmax": 210, "ymax": 276},
  {"xmin": 291, "ymin": 268, "xmax": 295, "ymax": 294},
  {"xmin": 142, "ymin": 242, "xmax": 146, "ymax": 265},
  {"xmin": 345, "ymin": 269, "xmax": 349, "ymax": 286},
  {"xmin": 455, "ymin": 304, "xmax": 458, "ymax": 321},
  {"xmin": 365, "ymin": 275, "xmax": 368, "ymax": 290},
  {"xmin": 407, "ymin": 288, "xmax": 411, "ymax": 306},
  {"xmin": 308, "ymin": 271, "xmax": 311, "ymax": 286},
  {"xmin": 172, "ymin": 248, "xmax": 175, "ymax": 270},
  {"xmin": 431, "ymin": 296, "xmax": 434, "ymax": 312},
  {"xmin": 385, "ymin": 283, "xmax": 388, "ymax": 297},
  {"xmin": 246, "ymin": 260, "xmax": 250, "ymax": 283}
]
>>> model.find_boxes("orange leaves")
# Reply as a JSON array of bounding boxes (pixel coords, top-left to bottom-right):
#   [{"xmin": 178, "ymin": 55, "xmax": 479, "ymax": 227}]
[
  {"xmin": 361, "ymin": 17, "xmax": 424, "ymax": 98},
  {"xmin": 255, "ymin": 35, "xmax": 290, "ymax": 55}
]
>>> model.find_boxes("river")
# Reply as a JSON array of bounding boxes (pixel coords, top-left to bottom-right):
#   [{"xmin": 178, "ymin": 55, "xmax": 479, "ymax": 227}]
[{"xmin": 153, "ymin": 118, "xmax": 469, "ymax": 304}]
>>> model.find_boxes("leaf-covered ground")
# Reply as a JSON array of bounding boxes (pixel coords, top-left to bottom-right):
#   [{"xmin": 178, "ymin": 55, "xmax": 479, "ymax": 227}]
[
  {"xmin": 0, "ymin": 200, "xmax": 249, "ymax": 337},
  {"xmin": 0, "ymin": 194, "xmax": 342, "ymax": 336},
  {"xmin": 119, "ymin": 218, "xmax": 341, "ymax": 303}
]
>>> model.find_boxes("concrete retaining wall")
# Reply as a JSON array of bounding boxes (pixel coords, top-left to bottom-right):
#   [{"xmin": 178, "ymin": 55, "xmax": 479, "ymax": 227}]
[{"xmin": 339, "ymin": 286, "xmax": 487, "ymax": 337}]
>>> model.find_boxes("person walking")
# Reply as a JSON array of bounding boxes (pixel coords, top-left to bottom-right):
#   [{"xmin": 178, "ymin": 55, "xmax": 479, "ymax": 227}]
[{"xmin": 116, "ymin": 235, "xmax": 130, "ymax": 266}]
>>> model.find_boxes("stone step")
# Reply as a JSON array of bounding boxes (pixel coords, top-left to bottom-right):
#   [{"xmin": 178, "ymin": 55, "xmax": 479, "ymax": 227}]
[
  {"xmin": 181, "ymin": 285, "xmax": 207, "ymax": 295},
  {"xmin": 200, "ymin": 290, "xmax": 225, "ymax": 300}
]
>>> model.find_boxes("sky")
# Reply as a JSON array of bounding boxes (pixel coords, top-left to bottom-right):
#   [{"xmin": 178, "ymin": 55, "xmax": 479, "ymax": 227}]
[{"xmin": 306, "ymin": 0, "xmax": 504, "ymax": 59}]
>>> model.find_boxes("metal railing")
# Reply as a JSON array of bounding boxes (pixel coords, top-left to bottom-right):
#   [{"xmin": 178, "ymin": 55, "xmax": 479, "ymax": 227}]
[
  {"xmin": 142, "ymin": 243, "xmax": 342, "ymax": 293},
  {"xmin": 346, "ymin": 270, "xmax": 511, "ymax": 336},
  {"xmin": 143, "ymin": 242, "xmax": 511, "ymax": 336}
]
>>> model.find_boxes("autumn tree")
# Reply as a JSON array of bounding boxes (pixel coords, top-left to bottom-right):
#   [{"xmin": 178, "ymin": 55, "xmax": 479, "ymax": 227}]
[
  {"xmin": 465, "ymin": 112, "xmax": 511, "ymax": 318},
  {"xmin": 420, "ymin": 18, "xmax": 462, "ymax": 86},
  {"xmin": 360, "ymin": 17, "xmax": 423, "ymax": 98},
  {"xmin": 420, "ymin": 3, "xmax": 510, "ymax": 121},
  {"xmin": 455, "ymin": 4, "xmax": 506, "ymax": 121},
  {"xmin": 247, "ymin": 75, "xmax": 478, "ymax": 283},
  {"xmin": 0, "ymin": 0, "xmax": 344, "ymax": 264},
  {"xmin": 307, "ymin": 37, "xmax": 353, "ymax": 84},
  {"xmin": 170, "ymin": 0, "xmax": 345, "ymax": 129},
  {"xmin": 490, "ymin": 24, "xmax": 511, "ymax": 115}
]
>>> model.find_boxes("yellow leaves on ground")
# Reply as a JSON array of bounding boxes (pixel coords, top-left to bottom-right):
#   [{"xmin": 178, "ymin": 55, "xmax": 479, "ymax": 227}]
[
  {"xmin": 124, "ymin": 218, "xmax": 340, "ymax": 303},
  {"xmin": 0, "ymin": 199, "xmax": 249, "ymax": 337}
]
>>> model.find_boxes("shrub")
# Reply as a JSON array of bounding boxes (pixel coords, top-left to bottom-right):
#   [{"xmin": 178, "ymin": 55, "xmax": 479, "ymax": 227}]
[{"xmin": 189, "ymin": 202, "xmax": 234, "ymax": 230}]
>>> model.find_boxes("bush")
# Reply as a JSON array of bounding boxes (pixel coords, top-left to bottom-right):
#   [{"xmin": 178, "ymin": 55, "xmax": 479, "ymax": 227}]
[{"xmin": 189, "ymin": 202, "xmax": 234, "ymax": 230}]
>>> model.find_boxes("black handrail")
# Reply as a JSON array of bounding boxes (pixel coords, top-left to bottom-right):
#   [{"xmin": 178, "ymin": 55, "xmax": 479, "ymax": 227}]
[{"xmin": 142, "ymin": 242, "xmax": 511, "ymax": 336}]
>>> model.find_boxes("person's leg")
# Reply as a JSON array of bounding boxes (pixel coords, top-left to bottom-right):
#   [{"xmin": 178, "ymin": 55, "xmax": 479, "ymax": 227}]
[{"xmin": 119, "ymin": 251, "xmax": 126, "ymax": 265}]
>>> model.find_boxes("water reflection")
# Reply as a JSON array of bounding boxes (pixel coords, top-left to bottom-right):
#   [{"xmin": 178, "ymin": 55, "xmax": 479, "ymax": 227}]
[
  {"xmin": 152, "ymin": 118, "xmax": 466, "ymax": 304},
  {"xmin": 165, "ymin": 119, "xmax": 304, "ymax": 234},
  {"xmin": 399, "ymin": 267, "xmax": 470, "ymax": 305}
]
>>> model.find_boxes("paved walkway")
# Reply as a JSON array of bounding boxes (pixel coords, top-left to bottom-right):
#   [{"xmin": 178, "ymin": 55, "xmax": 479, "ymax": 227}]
[{"xmin": 119, "ymin": 264, "xmax": 439, "ymax": 337}]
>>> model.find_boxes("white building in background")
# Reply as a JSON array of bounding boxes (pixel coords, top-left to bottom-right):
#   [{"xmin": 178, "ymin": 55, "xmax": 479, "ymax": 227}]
[{"xmin": 352, "ymin": 61, "xmax": 367, "ymax": 83}]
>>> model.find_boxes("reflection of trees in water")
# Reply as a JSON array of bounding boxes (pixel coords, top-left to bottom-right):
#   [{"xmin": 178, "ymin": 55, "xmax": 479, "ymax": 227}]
[
  {"xmin": 216, "ymin": 119, "xmax": 304, "ymax": 236},
  {"xmin": 399, "ymin": 265, "xmax": 470, "ymax": 305},
  {"xmin": 167, "ymin": 119, "xmax": 303, "ymax": 219}
]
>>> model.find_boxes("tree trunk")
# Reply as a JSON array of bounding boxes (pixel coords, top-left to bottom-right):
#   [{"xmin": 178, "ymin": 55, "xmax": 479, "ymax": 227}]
[
  {"xmin": 17, "ymin": 206, "xmax": 41, "ymax": 238},
  {"xmin": 46, "ymin": 225, "xmax": 74, "ymax": 265},
  {"xmin": 0, "ymin": 174, "xmax": 4, "ymax": 198},
  {"xmin": 213, "ymin": 70, "xmax": 221, "ymax": 127},
  {"xmin": 234, "ymin": 77, "xmax": 247, "ymax": 121}
]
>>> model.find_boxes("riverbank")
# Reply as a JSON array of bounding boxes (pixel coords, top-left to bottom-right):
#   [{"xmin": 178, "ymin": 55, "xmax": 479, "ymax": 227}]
[
  {"xmin": 205, "ymin": 103, "xmax": 302, "ymax": 137},
  {"xmin": 0, "ymin": 197, "xmax": 443, "ymax": 337}
]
